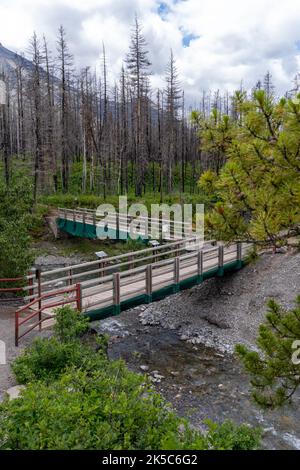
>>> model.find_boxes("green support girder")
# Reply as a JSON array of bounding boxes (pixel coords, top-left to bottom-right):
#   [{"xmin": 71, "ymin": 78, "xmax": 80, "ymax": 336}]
[{"xmin": 57, "ymin": 217, "xmax": 149, "ymax": 242}]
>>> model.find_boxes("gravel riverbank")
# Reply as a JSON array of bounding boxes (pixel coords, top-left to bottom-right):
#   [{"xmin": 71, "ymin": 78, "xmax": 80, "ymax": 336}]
[{"xmin": 139, "ymin": 251, "xmax": 300, "ymax": 353}]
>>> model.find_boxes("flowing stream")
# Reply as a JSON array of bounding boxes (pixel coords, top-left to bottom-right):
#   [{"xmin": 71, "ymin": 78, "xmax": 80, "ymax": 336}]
[{"xmin": 94, "ymin": 314, "xmax": 300, "ymax": 450}]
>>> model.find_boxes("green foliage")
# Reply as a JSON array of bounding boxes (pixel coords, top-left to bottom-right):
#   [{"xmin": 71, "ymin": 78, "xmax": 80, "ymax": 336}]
[
  {"xmin": 0, "ymin": 218, "xmax": 33, "ymax": 280},
  {"xmin": 0, "ymin": 367, "xmax": 196, "ymax": 450},
  {"xmin": 2, "ymin": 305, "xmax": 261, "ymax": 450},
  {"xmin": 196, "ymin": 91, "xmax": 300, "ymax": 245},
  {"xmin": 53, "ymin": 305, "xmax": 89, "ymax": 342},
  {"xmin": 12, "ymin": 306, "xmax": 95, "ymax": 383},
  {"xmin": 198, "ymin": 170, "xmax": 218, "ymax": 197},
  {"xmin": 1, "ymin": 364, "xmax": 261, "ymax": 450},
  {"xmin": 236, "ymin": 296, "xmax": 300, "ymax": 408},
  {"xmin": 27, "ymin": 204, "xmax": 49, "ymax": 238},
  {"xmin": 12, "ymin": 338, "xmax": 91, "ymax": 384},
  {"xmin": 243, "ymin": 246, "xmax": 259, "ymax": 264},
  {"xmin": 0, "ymin": 179, "xmax": 44, "ymax": 281},
  {"xmin": 204, "ymin": 419, "xmax": 261, "ymax": 450},
  {"xmin": 0, "ymin": 179, "xmax": 34, "ymax": 220}
]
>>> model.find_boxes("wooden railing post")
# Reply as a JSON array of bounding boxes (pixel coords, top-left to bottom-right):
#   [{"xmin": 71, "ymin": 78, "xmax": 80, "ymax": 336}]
[
  {"xmin": 99, "ymin": 261, "xmax": 104, "ymax": 278},
  {"xmin": 15, "ymin": 311, "xmax": 19, "ymax": 347},
  {"xmin": 116, "ymin": 213, "xmax": 120, "ymax": 240},
  {"xmin": 129, "ymin": 255, "xmax": 134, "ymax": 270},
  {"xmin": 174, "ymin": 257, "xmax": 180, "ymax": 292},
  {"xmin": 237, "ymin": 242, "xmax": 242, "ymax": 261},
  {"xmin": 146, "ymin": 265, "xmax": 152, "ymax": 303},
  {"xmin": 76, "ymin": 283, "xmax": 82, "ymax": 311},
  {"xmin": 28, "ymin": 268, "xmax": 36, "ymax": 299},
  {"xmin": 68, "ymin": 268, "xmax": 73, "ymax": 286},
  {"xmin": 113, "ymin": 273, "xmax": 121, "ymax": 315},
  {"xmin": 236, "ymin": 242, "xmax": 243, "ymax": 268},
  {"xmin": 73, "ymin": 209, "xmax": 76, "ymax": 223},
  {"xmin": 218, "ymin": 245, "xmax": 224, "ymax": 276},
  {"xmin": 197, "ymin": 250, "xmax": 203, "ymax": 281},
  {"xmin": 36, "ymin": 269, "xmax": 42, "ymax": 331}
]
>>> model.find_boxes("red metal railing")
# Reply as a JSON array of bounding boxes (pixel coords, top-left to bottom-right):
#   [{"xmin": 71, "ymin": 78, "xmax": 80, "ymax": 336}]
[
  {"xmin": 0, "ymin": 277, "xmax": 24, "ymax": 295},
  {"xmin": 15, "ymin": 283, "xmax": 82, "ymax": 347}
]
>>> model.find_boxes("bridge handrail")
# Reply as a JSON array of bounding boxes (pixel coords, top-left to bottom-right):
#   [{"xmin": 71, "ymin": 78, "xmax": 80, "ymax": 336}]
[
  {"xmin": 22, "ymin": 239, "xmax": 210, "ymax": 300},
  {"xmin": 47, "ymin": 236, "xmax": 196, "ymax": 275},
  {"xmin": 15, "ymin": 284, "xmax": 81, "ymax": 346},
  {"xmin": 0, "ymin": 276, "xmax": 26, "ymax": 299},
  {"xmin": 22, "ymin": 242, "xmax": 235, "ymax": 302},
  {"xmin": 60, "ymin": 208, "xmax": 194, "ymax": 227}
]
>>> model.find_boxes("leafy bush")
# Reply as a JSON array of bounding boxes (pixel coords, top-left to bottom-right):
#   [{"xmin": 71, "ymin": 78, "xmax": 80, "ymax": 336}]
[
  {"xmin": 0, "ymin": 217, "xmax": 33, "ymax": 280},
  {"xmin": 26, "ymin": 204, "xmax": 49, "ymax": 238},
  {"xmin": 12, "ymin": 306, "xmax": 94, "ymax": 383},
  {"xmin": 204, "ymin": 420, "xmax": 261, "ymax": 450},
  {"xmin": 53, "ymin": 305, "xmax": 89, "ymax": 342},
  {"xmin": 12, "ymin": 338, "xmax": 94, "ymax": 384},
  {"xmin": 0, "ymin": 366, "xmax": 261, "ymax": 450},
  {"xmin": 0, "ymin": 179, "xmax": 34, "ymax": 220},
  {"xmin": 0, "ymin": 179, "xmax": 43, "ymax": 281}
]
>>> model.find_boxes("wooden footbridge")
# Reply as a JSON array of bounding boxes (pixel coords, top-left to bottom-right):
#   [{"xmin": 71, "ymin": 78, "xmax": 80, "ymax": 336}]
[
  {"xmin": 56, "ymin": 208, "xmax": 194, "ymax": 241},
  {"xmin": 12, "ymin": 219, "xmax": 251, "ymax": 345}
]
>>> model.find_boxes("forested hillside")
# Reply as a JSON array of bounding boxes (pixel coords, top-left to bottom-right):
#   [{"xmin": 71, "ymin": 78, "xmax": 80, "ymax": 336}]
[
  {"xmin": 1, "ymin": 18, "xmax": 288, "ymax": 202},
  {"xmin": 0, "ymin": 19, "xmax": 201, "ymax": 199}
]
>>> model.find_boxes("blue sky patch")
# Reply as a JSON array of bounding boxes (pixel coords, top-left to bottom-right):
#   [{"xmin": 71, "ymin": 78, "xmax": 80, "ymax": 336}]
[
  {"xmin": 157, "ymin": 2, "xmax": 170, "ymax": 18},
  {"xmin": 182, "ymin": 33, "xmax": 200, "ymax": 47}
]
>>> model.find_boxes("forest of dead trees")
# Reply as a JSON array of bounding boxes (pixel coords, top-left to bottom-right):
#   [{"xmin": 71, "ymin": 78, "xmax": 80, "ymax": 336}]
[{"xmin": 0, "ymin": 17, "xmax": 288, "ymax": 200}]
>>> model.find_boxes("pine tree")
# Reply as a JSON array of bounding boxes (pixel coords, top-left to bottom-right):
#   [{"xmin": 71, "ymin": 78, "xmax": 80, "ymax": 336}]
[
  {"xmin": 56, "ymin": 25, "xmax": 73, "ymax": 192},
  {"xmin": 125, "ymin": 15, "xmax": 151, "ymax": 196},
  {"xmin": 164, "ymin": 49, "xmax": 181, "ymax": 192},
  {"xmin": 236, "ymin": 296, "xmax": 300, "ymax": 409},
  {"xmin": 196, "ymin": 90, "xmax": 300, "ymax": 246},
  {"xmin": 29, "ymin": 32, "xmax": 44, "ymax": 202},
  {"xmin": 263, "ymin": 71, "xmax": 275, "ymax": 99}
]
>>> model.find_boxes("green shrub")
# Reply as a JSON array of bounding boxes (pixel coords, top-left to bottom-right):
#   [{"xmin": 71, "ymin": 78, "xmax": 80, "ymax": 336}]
[
  {"xmin": 0, "ymin": 366, "xmax": 261, "ymax": 450},
  {"xmin": 204, "ymin": 420, "xmax": 261, "ymax": 450},
  {"xmin": 0, "ymin": 217, "xmax": 33, "ymax": 280},
  {"xmin": 53, "ymin": 305, "xmax": 89, "ymax": 342},
  {"xmin": 26, "ymin": 204, "xmax": 49, "ymax": 238},
  {"xmin": 12, "ymin": 306, "xmax": 96, "ymax": 383},
  {"xmin": 0, "ymin": 179, "xmax": 34, "ymax": 220},
  {"xmin": 0, "ymin": 179, "xmax": 39, "ymax": 281},
  {"xmin": 12, "ymin": 338, "xmax": 96, "ymax": 384}
]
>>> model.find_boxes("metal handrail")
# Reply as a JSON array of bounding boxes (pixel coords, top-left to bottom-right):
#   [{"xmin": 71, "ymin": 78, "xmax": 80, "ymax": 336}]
[{"xmin": 15, "ymin": 284, "xmax": 81, "ymax": 346}]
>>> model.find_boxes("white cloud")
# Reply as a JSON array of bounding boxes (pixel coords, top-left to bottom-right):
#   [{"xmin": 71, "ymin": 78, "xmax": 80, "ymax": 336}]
[{"xmin": 1, "ymin": 0, "xmax": 300, "ymax": 104}]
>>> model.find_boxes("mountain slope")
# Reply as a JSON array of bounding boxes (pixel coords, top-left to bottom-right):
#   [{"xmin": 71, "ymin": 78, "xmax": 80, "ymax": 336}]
[{"xmin": 0, "ymin": 43, "xmax": 34, "ymax": 76}]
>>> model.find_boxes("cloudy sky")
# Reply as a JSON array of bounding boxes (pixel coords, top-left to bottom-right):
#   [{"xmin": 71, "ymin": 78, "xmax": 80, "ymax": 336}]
[{"xmin": 1, "ymin": 0, "xmax": 300, "ymax": 104}]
